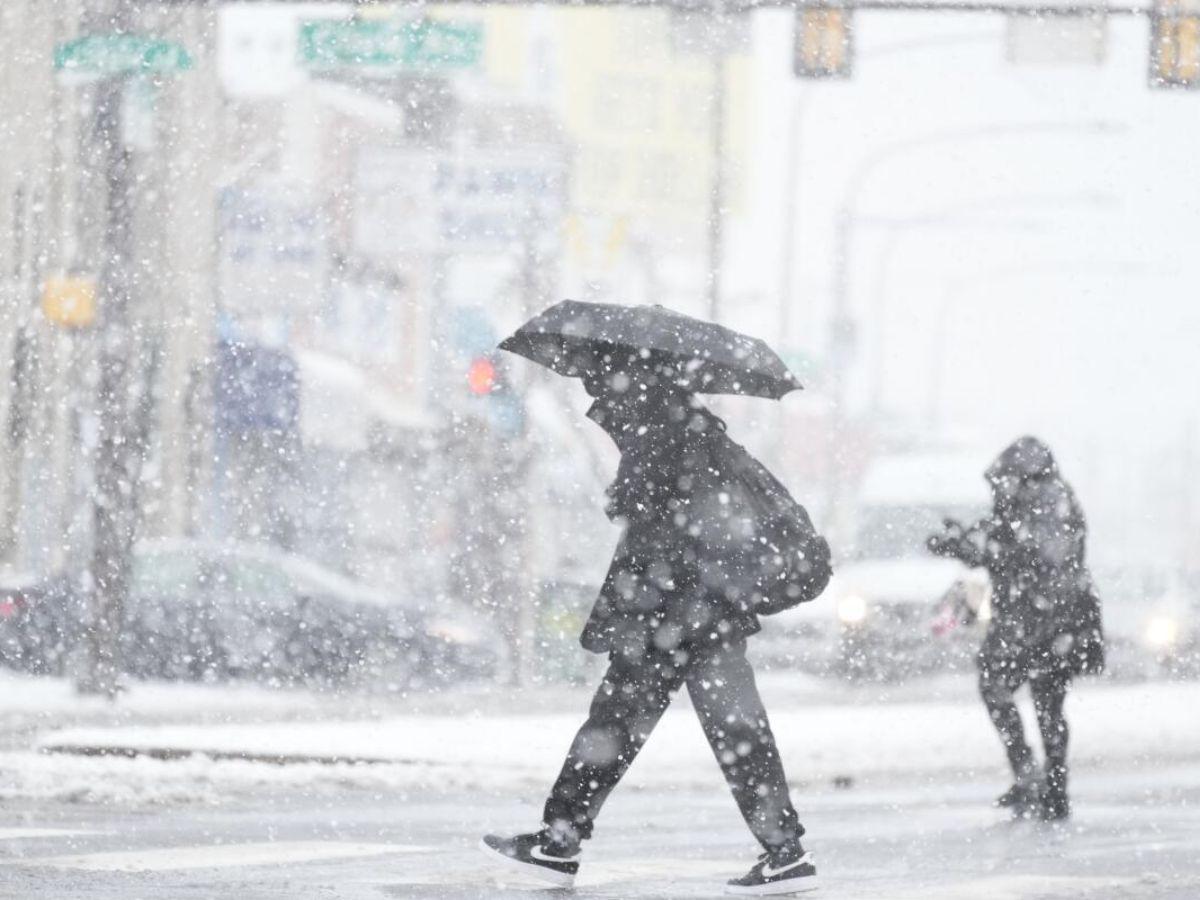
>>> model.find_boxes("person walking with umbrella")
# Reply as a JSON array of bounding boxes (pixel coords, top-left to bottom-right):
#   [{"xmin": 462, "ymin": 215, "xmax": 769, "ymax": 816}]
[
  {"xmin": 480, "ymin": 302, "xmax": 832, "ymax": 895},
  {"xmin": 927, "ymin": 436, "xmax": 1105, "ymax": 821}
]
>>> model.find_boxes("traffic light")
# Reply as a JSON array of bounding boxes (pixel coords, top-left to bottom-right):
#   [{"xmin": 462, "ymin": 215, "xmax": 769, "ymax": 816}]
[
  {"xmin": 465, "ymin": 355, "xmax": 525, "ymax": 436},
  {"xmin": 794, "ymin": 4, "xmax": 854, "ymax": 79},
  {"xmin": 467, "ymin": 356, "xmax": 498, "ymax": 395},
  {"xmin": 1151, "ymin": 0, "xmax": 1200, "ymax": 88}
]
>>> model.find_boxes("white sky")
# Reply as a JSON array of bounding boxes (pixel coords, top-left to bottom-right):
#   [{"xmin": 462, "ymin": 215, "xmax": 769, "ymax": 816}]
[{"xmin": 727, "ymin": 11, "xmax": 1200, "ymax": 564}]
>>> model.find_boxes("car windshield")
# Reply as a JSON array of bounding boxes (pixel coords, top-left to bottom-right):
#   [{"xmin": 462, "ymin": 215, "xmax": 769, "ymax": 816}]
[
  {"xmin": 130, "ymin": 551, "xmax": 202, "ymax": 602},
  {"xmin": 855, "ymin": 504, "xmax": 989, "ymax": 560},
  {"xmin": 218, "ymin": 557, "xmax": 297, "ymax": 611}
]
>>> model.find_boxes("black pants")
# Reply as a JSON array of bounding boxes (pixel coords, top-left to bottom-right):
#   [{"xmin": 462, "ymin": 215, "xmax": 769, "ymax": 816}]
[
  {"xmin": 542, "ymin": 639, "xmax": 803, "ymax": 851},
  {"xmin": 978, "ymin": 647, "xmax": 1070, "ymax": 801}
]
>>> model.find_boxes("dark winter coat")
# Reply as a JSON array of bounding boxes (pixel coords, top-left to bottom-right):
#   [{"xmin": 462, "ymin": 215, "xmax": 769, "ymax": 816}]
[
  {"xmin": 975, "ymin": 437, "xmax": 1105, "ymax": 676},
  {"xmin": 579, "ymin": 395, "xmax": 822, "ymax": 657}
]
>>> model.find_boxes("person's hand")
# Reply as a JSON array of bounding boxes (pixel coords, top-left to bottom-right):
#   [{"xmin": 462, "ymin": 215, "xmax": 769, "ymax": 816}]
[
  {"xmin": 941, "ymin": 517, "xmax": 966, "ymax": 538},
  {"xmin": 926, "ymin": 534, "xmax": 953, "ymax": 557}
]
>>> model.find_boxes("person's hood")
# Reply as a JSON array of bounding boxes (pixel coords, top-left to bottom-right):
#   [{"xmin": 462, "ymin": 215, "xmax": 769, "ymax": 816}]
[
  {"xmin": 585, "ymin": 387, "xmax": 709, "ymax": 453},
  {"xmin": 986, "ymin": 435, "xmax": 1057, "ymax": 483},
  {"xmin": 586, "ymin": 398, "xmax": 637, "ymax": 452}
]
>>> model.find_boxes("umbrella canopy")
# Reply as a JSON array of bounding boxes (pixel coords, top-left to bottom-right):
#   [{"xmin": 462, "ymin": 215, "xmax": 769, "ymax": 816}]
[{"xmin": 498, "ymin": 300, "xmax": 800, "ymax": 399}]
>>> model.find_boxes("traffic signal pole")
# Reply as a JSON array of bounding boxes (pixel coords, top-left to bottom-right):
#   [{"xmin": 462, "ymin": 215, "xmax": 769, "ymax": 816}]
[
  {"xmin": 219, "ymin": 0, "xmax": 1148, "ymax": 10},
  {"xmin": 79, "ymin": 0, "xmax": 144, "ymax": 698},
  {"xmin": 706, "ymin": 49, "xmax": 727, "ymax": 322}
]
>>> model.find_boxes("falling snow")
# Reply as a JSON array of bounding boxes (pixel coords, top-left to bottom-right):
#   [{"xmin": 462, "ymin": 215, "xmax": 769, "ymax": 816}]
[{"xmin": 1, "ymin": 1, "xmax": 1198, "ymax": 897}]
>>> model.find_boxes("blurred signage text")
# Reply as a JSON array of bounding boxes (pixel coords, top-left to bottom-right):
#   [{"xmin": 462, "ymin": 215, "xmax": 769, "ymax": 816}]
[
  {"xmin": 53, "ymin": 35, "xmax": 192, "ymax": 79},
  {"xmin": 433, "ymin": 152, "xmax": 567, "ymax": 251},
  {"xmin": 352, "ymin": 147, "xmax": 566, "ymax": 257},
  {"xmin": 298, "ymin": 18, "xmax": 483, "ymax": 72},
  {"xmin": 219, "ymin": 183, "xmax": 328, "ymax": 341}
]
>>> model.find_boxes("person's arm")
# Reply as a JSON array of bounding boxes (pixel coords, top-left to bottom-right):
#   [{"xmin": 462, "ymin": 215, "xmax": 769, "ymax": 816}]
[
  {"xmin": 927, "ymin": 518, "xmax": 991, "ymax": 568},
  {"xmin": 1014, "ymin": 480, "xmax": 1085, "ymax": 571}
]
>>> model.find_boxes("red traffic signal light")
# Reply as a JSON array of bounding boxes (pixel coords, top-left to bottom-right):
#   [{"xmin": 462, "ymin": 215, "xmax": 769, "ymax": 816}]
[{"xmin": 467, "ymin": 357, "xmax": 497, "ymax": 395}]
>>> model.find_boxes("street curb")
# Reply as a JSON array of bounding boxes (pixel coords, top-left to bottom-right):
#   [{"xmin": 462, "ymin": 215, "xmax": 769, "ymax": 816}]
[{"xmin": 38, "ymin": 743, "xmax": 414, "ymax": 767}]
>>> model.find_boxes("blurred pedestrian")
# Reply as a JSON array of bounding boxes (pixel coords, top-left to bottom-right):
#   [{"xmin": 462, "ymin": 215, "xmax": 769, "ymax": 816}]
[{"xmin": 928, "ymin": 436, "xmax": 1105, "ymax": 820}]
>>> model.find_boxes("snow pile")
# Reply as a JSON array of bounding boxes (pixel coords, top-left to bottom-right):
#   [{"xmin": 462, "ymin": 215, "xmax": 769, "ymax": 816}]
[{"xmin": 6, "ymin": 679, "xmax": 1197, "ymax": 806}]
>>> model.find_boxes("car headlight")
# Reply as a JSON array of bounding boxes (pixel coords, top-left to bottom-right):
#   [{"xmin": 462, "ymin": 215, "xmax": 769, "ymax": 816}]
[
  {"xmin": 1145, "ymin": 615, "xmax": 1179, "ymax": 649},
  {"xmin": 837, "ymin": 593, "xmax": 868, "ymax": 626},
  {"xmin": 427, "ymin": 619, "xmax": 483, "ymax": 646}
]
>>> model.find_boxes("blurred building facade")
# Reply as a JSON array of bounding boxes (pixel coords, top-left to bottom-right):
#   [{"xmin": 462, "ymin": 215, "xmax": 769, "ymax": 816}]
[
  {"xmin": 478, "ymin": 7, "xmax": 751, "ymax": 313},
  {"xmin": 0, "ymin": 0, "xmax": 222, "ymax": 577},
  {"xmin": 0, "ymin": 3, "xmax": 757, "ymax": 606}
]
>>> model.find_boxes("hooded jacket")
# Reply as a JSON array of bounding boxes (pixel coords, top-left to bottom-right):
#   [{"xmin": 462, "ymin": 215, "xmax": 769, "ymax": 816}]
[
  {"xmin": 979, "ymin": 436, "xmax": 1104, "ymax": 675},
  {"xmin": 579, "ymin": 392, "xmax": 766, "ymax": 657}
]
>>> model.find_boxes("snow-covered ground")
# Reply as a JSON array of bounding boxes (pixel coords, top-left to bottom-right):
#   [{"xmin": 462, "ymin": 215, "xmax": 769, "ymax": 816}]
[
  {"xmin": 3, "ymin": 670, "xmax": 1200, "ymax": 808},
  {"xmin": 3, "ymin": 672, "xmax": 1200, "ymax": 897}
]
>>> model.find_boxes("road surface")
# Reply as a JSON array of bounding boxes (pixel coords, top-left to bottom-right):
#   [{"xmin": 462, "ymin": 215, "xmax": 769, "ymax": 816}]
[{"xmin": 1, "ymin": 760, "xmax": 1198, "ymax": 899}]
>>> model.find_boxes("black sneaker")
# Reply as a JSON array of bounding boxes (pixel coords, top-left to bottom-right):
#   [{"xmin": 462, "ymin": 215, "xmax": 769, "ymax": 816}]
[
  {"xmin": 726, "ymin": 846, "xmax": 818, "ymax": 896},
  {"xmin": 479, "ymin": 831, "xmax": 580, "ymax": 888}
]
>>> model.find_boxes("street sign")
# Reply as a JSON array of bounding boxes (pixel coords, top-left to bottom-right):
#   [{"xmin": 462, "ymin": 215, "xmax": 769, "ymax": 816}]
[
  {"xmin": 432, "ymin": 151, "xmax": 567, "ymax": 251},
  {"xmin": 794, "ymin": 6, "xmax": 854, "ymax": 79},
  {"xmin": 218, "ymin": 182, "xmax": 329, "ymax": 342},
  {"xmin": 53, "ymin": 35, "xmax": 192, "ymax": 79},
  {"xmin": 1005, "ymin": 13, "xmax": 1107, "ymax": 65},
  {"xmin": 298, "ymin": 18, "xmax": 483, "ymax": 72},
  {"xmin": 352, "ymin": 146, "xmax": 566, "ymax": 256}
]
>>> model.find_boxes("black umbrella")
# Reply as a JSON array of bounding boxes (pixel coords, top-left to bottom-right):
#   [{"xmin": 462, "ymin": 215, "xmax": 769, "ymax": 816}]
[{"xmin": 498, "ymin": 300, "xmax": 800, "ymax": 399}]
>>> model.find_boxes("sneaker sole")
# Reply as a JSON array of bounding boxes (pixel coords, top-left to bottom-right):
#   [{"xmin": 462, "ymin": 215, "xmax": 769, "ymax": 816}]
[
  {"xmin": 725, "ymin": 875, "xmax": 819, "ymax": 896},
  {"xmin": 477, "ymin": 838, "xmax": 577, "ymax": 888}
]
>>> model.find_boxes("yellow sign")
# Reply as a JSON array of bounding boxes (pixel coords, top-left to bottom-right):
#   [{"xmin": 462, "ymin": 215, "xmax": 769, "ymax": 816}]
[{"xmin": 42, "ymin": 275, "xmax": 97, "ymax": 328}]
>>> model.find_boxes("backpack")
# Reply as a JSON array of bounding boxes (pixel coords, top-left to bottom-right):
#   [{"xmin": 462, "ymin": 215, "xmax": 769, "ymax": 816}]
[{"xmin": 694, "ymin": 437, "xmax": 833, "ymax": 616}]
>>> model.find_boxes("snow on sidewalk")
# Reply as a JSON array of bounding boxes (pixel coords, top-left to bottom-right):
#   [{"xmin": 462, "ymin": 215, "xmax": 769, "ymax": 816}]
[
  {"xmin": 21, "ymin": 679, "xmax": 1200, "ymax": 802},
  {"xmin": 0, "ymin": 670, "xmax": 340, "ymax": 734}
]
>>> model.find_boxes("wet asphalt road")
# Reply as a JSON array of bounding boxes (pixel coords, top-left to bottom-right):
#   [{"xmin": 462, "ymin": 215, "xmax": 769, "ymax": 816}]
[{"xmin": 1, "ymin": 760, "xmax": 1199, "ymax": 899}]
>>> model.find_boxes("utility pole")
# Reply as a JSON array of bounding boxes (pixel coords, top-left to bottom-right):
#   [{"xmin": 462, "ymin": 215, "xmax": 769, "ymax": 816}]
[
  {"xmin": 822, "ymin": 208, "xmax": 854, "ymax": 545},
  {"xmin": 706, "ymin": 48, "xmax": 727, "ymax": 322},
  {"xmin": 79, "ymin": 0, "xmax": 144, "ymax": 698}
]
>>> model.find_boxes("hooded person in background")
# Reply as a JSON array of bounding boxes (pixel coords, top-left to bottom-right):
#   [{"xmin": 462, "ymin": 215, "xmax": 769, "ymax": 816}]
[
  {"xmin": 929, "ymin": 436, "xmax": 1104, "ymax": 821},
  {"xmin": 482, "ymin": 359, "xmax": 831, "ymax": 895}
]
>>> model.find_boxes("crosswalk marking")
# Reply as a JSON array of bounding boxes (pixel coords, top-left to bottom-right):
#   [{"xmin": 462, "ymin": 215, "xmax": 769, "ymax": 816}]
[
  {"xmin": 2, "ymin": 840, "xmax": 430, "ymax": 872},
  {"xmin": 0, "ymin": 828, "xmax": 95, "ymax": 841}
]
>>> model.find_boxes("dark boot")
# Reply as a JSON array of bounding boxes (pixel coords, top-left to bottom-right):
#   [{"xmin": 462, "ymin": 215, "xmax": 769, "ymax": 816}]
[
  {"xmin": 1040, "ymin": 762, "xmax": 1070, "ymax": 821},
  {"xmin": 995, "ymin": 778, "xmax": 1043, "ymax": 818},
  {"xmin": 994, "ymin": 749, "xmax": 1043, "ymax": 818},
  {"xmin": 1031, "ymin": 673, "xmax": 1071, "ymax": 821}
]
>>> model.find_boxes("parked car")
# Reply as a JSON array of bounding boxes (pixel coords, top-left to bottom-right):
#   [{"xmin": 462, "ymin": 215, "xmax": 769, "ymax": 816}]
[
  {"xmin": 0, "ymin": 571, "xmax": 76, "ymax": 676},
  {"xmin": 0, "ymin": 539, "xmax": 503, "ymax": 690}
]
